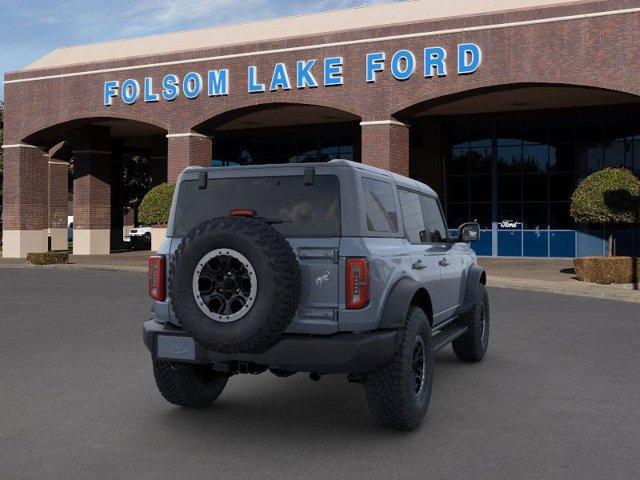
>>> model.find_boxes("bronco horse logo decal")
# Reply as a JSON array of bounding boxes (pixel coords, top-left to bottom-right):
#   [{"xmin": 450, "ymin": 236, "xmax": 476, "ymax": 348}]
[{"xmin": 315, "ymin": 271, "xmax": 330, "ymax": 289}]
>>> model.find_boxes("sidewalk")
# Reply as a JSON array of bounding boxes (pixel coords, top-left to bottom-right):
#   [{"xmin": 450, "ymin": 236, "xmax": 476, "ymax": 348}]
[
  {"xmin": 1, "ymin": 251, "xmax": 639, "ymax": 303},
  {"xmin": 479, "ymin": 258, "xmax": 640, "ymax": 303},
  {"xmin": 0, "ymin": 250, "xmax": 149, "ymax": 272}
]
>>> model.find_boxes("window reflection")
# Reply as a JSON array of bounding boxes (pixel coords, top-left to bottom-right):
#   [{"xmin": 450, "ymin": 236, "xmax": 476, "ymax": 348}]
[
  {"xmin": 212, "ymin": 124, "xmax": 357, "ymax": 166},
  {"xmin": 443, "ymin": 107, "xmax": 640, "ymax": 236}
]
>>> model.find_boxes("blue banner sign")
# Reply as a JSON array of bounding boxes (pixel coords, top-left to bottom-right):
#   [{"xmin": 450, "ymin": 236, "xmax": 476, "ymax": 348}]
[{"xmin": 104, "ymin": 43, "xmax": 481, "ymax": 106}]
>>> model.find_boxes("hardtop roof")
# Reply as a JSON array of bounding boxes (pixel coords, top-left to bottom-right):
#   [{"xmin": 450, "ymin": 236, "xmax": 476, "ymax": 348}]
[{"xmin": 184, "ymin": 159, "xmax": 438, "ymax": 197}]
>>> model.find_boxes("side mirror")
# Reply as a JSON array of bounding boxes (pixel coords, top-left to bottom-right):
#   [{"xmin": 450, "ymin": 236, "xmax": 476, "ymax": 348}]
[{"xmin": 458, "ymin": 222, "xmax": 481, "ymax": 243}]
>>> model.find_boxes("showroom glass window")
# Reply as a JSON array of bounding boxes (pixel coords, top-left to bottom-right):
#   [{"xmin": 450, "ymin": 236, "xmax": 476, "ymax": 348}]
[
  {"xmin": 443, "ymin": 105, "xmax": 640, "ymax": 257},
  {"xmin": 212, "ymin": 123, "xmax": 357, "ymax": 166}
]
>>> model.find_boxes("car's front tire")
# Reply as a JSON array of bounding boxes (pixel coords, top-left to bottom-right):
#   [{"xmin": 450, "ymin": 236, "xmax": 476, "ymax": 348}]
[
  {"xmin": 364, "ymin": 307, "xmax": 433, "ymax": 430},
  {"xmin": 452, "ymin": 283, "xmax": 490, "ymax": 362},
  {"xmin": 153, "ymin": 361, "xmax": 228, "ymax": 408}
]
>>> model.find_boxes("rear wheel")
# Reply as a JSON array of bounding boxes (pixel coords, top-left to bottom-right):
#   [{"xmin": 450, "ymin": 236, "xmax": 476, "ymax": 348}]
[
  {"xmin": 364, "ymin": 307, "xmax": 433, "ymax": 430},
  {"xmin": 153, "ymin": 361, "xmax": 228, "ymax": 408},
  {"xmin": 452, "ymin": 283, "xmax": 490, "ymax": 362}
]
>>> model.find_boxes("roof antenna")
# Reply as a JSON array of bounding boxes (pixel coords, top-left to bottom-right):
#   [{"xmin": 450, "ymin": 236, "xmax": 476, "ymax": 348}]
[{"xmin": 304, "ymin": 167, "xmax": 315, "ymax": 186}]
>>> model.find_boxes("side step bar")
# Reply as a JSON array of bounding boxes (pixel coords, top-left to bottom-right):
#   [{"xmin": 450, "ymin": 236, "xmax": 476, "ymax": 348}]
[{"xmin": 432, "ymin": 324, "xmax": 468, "ymax": 352}]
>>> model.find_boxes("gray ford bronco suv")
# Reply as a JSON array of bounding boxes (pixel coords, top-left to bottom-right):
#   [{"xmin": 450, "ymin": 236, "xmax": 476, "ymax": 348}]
[{"xmin": 144, "ymin": 160, "xmax": 489, "ymax": 430}]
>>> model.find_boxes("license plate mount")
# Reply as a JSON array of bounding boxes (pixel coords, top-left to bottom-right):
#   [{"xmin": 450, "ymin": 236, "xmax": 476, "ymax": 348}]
[{"xmin": 156, "ymin": 334, "xmax": 196, "ymax": 361}]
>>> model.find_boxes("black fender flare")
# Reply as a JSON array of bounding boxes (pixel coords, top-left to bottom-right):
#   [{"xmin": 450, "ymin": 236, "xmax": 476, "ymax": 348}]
[
  {"xmin": 459, "ymin": 265, "xmax": 486, "ymax": 314},
  {"xmin": 378, "ymin": 277, "xmax": 426, "ymax": 329}
]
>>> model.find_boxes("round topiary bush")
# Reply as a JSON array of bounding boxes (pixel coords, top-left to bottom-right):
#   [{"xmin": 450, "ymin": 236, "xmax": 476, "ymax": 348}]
[
  {"xmin": 139, "ymin": 183, "xmax": 175, "ymax": 226},
  {"xmin": 570, "ymin": 168, "xmax": 640, "ymax": 224}
]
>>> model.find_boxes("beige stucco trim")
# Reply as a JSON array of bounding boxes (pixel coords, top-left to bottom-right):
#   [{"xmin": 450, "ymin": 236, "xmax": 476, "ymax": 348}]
[
  {"xmin": 49, "ymin": 228, "xmax": 68, "ymax": 251},
  {"xmin": 360, "ymin": 120, "xmax": 408, "ymax": 127},
  {"xmin": 1, "ymin": 230, "xmax": 48, "ymax": 258},
  {"xmin": 5, "ymin": 6, "xmax": 640, "ymax": 84},
  {"xmin": 165, "ymin": 133, "xmax": 211, "ymax": 139},
  {"xmin": 73, "ymin": 229, "xmax": 110, "ymax": 255},
  {"xmin": 1, "ymin": 143, "xmax": 42, "ymax": 149}
]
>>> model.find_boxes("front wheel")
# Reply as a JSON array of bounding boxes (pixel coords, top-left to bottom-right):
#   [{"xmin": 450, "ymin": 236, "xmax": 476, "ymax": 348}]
[
  {"xmin": 153, "ymin": 361, "xmax": 228, "ymax": 408},
  {"xmin": 364, "ymin": 307, "xmax": 433, "ymax": 430}
]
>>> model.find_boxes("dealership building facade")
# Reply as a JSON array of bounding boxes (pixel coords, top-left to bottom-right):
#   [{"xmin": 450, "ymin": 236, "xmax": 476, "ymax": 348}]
[{"xmin": 3, "ymin": 0, "xmax": 640, "ymax": 258}]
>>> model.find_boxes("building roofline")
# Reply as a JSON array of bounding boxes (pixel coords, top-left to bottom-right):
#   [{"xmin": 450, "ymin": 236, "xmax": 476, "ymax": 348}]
[
  {"xmin": 20, "ymin": 0, "xmax": 593, "ymax": 72},
  {"xmin": 34, "ymin": 0, "xmax": 406, "ymax": 56}
]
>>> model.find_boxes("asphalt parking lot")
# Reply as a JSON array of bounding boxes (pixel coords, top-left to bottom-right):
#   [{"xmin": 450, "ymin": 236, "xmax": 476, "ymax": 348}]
[{"xmin": 1, "ymin": 268, "xmax": 639, "ymax": 480}]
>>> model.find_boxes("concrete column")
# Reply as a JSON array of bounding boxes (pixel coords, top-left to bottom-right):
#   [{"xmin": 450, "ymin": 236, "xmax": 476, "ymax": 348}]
[
  {"xmin": 48, "ymin": 156, "xmax": 69, "ymax": 251},
  {"xmin": 150, "ymin": 134, "xmax": 168, "ymax": 186},
  {"xmin": 167, "ymin": 132, "xmax": 212, "ymax": 183},
  {"xmin": 1, "ymin": 143, "xmax": 49, "ymax": 258},
  {"xmin": 360, "ymin": 120, "xmax": 410, "ymax": 176}
]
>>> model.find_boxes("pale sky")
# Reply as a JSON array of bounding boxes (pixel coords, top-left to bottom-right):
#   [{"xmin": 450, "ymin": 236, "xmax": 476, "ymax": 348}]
[{"xmin": 0, "ymin": 0, "xmax": 401, "ymax": 99}]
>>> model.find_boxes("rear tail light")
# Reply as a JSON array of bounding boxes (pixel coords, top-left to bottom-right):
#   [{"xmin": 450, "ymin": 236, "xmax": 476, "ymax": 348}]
[
  {"xmin": 346, "ymin": 257, "xmax": 370, "ymax": 309},
  {"xmin": 148, "ymin": 255, "xmax": 166, "ymax": 301}
]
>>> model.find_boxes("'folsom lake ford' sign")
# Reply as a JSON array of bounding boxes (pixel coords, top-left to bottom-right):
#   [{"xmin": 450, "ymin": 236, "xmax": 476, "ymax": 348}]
[{"xmin": 103, "ymin": 43, "xmax": 482, "ymax": 106}]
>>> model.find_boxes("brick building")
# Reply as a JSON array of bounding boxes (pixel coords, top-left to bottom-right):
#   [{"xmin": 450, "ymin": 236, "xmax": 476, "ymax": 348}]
[{"xmin": 2, "ymin": 0, "xmax": 640, "ymax": 257}]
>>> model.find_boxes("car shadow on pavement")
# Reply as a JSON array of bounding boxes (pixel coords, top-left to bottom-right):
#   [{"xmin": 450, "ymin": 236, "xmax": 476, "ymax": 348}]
[
  {"xmin": 153, "ymin": 378, "xmax": 381, "ymax": 436},
  {"xmin": 146, "ymin": 352, "xmax": 466, "ymax": 439}
]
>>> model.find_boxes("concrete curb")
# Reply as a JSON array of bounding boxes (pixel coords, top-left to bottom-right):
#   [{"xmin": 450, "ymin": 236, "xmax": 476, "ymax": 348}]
[
  {"xmin": 0, "ymin": 263, "xmax": 147, "ymax": 273},
  {"xmin": 488, "ymin": 276, "xmax": 640, "ymax": 304}
]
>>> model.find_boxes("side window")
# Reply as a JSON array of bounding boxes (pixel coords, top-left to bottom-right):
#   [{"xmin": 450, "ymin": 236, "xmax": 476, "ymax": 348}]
[
  {"xmin": 399, "ymin": 190, "xmax": 426, "ymax": 244},
  {"xmin": 420, "ymin": 195, "xmax": 448, "ymax": 243},
  {"xmin": 361, "ymin": 177, "xmax": 398, "ymax": 233}
]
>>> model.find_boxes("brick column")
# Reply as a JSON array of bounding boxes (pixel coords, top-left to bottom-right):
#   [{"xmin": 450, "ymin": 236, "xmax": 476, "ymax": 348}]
[
  {"xmin": 360, "ymin": 120, "xmax": 410, "ymax": 176},
  {"xmin": 72, "ymin": 149, "xmax": 111, "ymax": 255},
  {"xmin": 48, "ymin": 155, "xmax": 69, "ymax": 251},
  {"xmin": 167, "ymin": 133, "xmax": 212, "ymax": 184},
  {"xmin": 150, "ymin": 134, "xmax": 168, "ymax": 186},
  {"xmin": 1, "ymin": 144, "xmax": 49, "ymax": 258},
  {"xmin": 70, "ymin": 126, "xmax": 111, "ymax": 255}
]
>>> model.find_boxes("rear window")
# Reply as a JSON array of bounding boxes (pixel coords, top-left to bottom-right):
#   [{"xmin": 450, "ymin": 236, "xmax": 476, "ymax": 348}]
[{"xmin": 173, "ymin": 175, "xmax": 341, "ymax": 237}]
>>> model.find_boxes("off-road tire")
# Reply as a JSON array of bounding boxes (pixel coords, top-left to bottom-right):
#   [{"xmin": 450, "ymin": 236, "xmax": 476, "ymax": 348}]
[
  {"xmin": 452, "ymin": 283, "xmax": 490, "ymax": 362},
  {"xmin": 364, "ymin": 307, "xmax": 433, "ymax": 431},
  {"xmin": 170, "ymin": 217, "xmax": 300, "ymax": 354},
  {"xmin": 153, "ymin": 361, "xmax": 228, "ymax": 408}
]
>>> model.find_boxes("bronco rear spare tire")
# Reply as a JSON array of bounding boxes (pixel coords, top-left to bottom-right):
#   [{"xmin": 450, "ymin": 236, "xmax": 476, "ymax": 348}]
[{"xmin": 169, "ymin": 217, "xmax": 300, "ymax": 353}]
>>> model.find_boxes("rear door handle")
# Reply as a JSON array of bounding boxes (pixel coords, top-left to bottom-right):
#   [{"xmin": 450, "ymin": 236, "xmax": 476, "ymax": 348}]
[
  {"xmin": 439, "ymin": 258, "xmax": 450, "ymax": 267},
  {"xmin": 412, "ymin": 260, "xmax": 426, "ymax": 270}
]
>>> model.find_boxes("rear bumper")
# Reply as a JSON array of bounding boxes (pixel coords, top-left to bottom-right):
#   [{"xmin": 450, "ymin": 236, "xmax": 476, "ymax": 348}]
[{"xmin": 143, "ymin": 320, "xmax": 400, "ymax": 374}]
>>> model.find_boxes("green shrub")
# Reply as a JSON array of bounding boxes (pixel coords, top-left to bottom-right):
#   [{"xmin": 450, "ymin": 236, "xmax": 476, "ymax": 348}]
[
  {"xmin": 574, "ymin": 256, "xmax": 640, "ymax": 284},
  {"xmin": 139, "ymin": 183, "xmax": 175, "ymax": 226},
  {"xmin": 27, "ymin": 251, "xmax": 69, "ymax": 265},
  {"xmin": 570, "ymin": 168, "xmax": 640, "ymax": 224}
]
